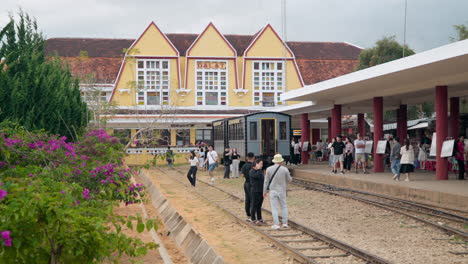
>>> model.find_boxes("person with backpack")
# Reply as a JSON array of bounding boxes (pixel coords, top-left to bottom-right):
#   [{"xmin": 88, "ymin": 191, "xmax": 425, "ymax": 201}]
[
  {"xmin": 241, "ymin": 152, "xmax": 255, "ymax": 221},
  {"xmin": 186, "ymin": 150, "xmax": 198, "ymax": 187},
  {"xmin": 264, "ymin": 154, "xmax": 292, "ymax": 229}
]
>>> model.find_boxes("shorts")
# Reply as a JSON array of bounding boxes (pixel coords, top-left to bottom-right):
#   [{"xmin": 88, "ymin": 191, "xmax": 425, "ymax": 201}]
[
  {"xmin": 355, "ymin": 153, "xmax": 366, "ymax": 162},
  {"xmin": 208, "ymin": 163, "xmax": 217, "ymax": 172},
  {"xmin": 334, "ymin": 154, "xmax": 344, "ymax": 162}
]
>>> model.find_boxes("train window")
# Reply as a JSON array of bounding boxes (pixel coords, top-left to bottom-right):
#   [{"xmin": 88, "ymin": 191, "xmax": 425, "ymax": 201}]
[
  {"xmin": 280, "ymin": 121, "xmax": 287, "ymax": 140},
  {"xmin": 249, "ymin": 122, "xmax": 257, "ymax": 140}
]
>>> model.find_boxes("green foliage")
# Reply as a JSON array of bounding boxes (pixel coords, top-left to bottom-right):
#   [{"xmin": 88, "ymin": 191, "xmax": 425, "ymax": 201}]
[
  {"xmin": 451, "ymin": 23, "xmax": 468, "ymax": 41},
  {"xmin": 0, "ymin": 124, "xmax": 158, "ymax": 263},
  {"xmin": 0, "ymin": 11, "xmax": 89, "ymax": 140},
  {"xmin": 356, "ymin": 36, "xmax": 415, "ymax": 70}
]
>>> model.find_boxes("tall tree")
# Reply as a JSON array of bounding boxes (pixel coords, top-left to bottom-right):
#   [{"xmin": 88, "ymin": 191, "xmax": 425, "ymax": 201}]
[
  {"xmin": 451, "ymin": 22, "xmax": 468, "ymax": 114},
  {"xmin": 0, "ymin": 11, "xmax": 89, "ymax": 140},
  {"xmin": 356, "ymin": 36, "xmax": 433, "ymax": 121}
]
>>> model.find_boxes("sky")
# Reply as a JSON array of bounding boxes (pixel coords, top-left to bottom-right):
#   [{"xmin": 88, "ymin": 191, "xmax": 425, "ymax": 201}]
[{"xmin": 1, "ymin": 0, "xmax": 467, "ymax": 52}]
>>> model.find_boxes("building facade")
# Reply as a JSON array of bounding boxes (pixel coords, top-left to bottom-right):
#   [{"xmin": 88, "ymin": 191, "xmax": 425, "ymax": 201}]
[{"xmin": 46, "ymin": 22, "xmax": 361, "ymax": 147}]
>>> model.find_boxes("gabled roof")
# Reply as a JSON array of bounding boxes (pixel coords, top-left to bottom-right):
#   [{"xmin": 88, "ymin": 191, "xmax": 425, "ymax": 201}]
[{"xmin": 45, "ymin": 34, "xmax": 361, "ymax": 84}]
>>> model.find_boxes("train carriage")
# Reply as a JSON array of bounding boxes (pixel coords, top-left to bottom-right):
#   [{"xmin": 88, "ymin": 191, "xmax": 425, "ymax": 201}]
[{"xmin": 212, "ymin": 112, "xmax": 291, "ymax": 163}]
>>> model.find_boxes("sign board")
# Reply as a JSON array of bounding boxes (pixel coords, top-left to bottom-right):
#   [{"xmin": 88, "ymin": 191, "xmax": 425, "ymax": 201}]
[
  {"xmin": 301, "ymin": 141, "xmax": 309, "ymax": 152},
  {"xmin": 376, "ymin": 140, "xmax": 387, "ymax": 154},
  {"xmin": 441, "ymin": 139, "xmax": 455, "ymax": 158},
  {"xmin": 365, "ymin": 141, "xmax": 373, "ymax": 154},
  {"xmin": 429, "ymin": 132, "xmax": 436, "ymax": 157},
  {"xmin": 196, "ymin": 61, "xmax": 226, "ymax": 69},
  {"xmin": 293, "ymin": 130, "xmax": 301, "ymax": 136}
]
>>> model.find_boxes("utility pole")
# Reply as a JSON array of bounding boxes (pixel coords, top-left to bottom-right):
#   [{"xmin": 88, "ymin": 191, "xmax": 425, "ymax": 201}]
[{"xmin": 403, "ymin": 0, "xmax": 408, "ymax": 57}]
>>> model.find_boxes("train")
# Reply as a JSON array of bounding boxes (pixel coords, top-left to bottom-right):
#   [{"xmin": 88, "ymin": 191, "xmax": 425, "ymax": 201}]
[{"xmin": 212, "ymin": 112, "xmax": 291, "ymax": 166}]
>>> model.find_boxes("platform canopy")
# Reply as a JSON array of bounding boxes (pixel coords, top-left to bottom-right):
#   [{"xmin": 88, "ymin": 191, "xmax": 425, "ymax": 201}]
[{"xmin": 279, "ymin": 39, "xmax": 468, "ymax": 118}]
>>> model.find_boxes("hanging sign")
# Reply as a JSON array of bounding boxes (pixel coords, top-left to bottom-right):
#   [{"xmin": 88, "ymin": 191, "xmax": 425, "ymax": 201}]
[
  {"xmin": 376, "ymin": 140, "xmax": 387, "ymax": 154},
  {"xmin": 429, "ymin": 132, "xmax": 437, "ymax": 157},
  {"xmin": 365, "ymin": 141, "xmax": 373, "ymax": 154}
]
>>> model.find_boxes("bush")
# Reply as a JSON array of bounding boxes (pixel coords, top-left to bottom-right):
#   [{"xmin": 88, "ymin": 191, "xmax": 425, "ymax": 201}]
[{"xmin": 0, "ymin": 124, "xmax": 156, "ymax": 263}]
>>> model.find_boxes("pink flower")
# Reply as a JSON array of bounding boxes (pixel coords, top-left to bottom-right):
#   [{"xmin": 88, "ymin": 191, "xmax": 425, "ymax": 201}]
[
  {"xmin": 82, "ymin": 188, "xmax": 90, "ymax": 200},
  {"xmin": 29, "ymin": 173, "xmax": 35, "ymax": 178},
  {"xmin": 0, "ymin": 189, "xmax": 7, "ymax": 201},
  {"xmin": 1, "ymin": 231, "xmax": 12, "ymax": 247}
]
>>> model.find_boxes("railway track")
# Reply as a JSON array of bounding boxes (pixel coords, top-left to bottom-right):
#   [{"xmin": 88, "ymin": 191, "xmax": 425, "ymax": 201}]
[
  {"xmin": 163, "ymin": 168, "xmax": 391, "ymax": 264},
  {"xmin": 292, "ymin": 178, "xmax": 468, "ymax": 242}
]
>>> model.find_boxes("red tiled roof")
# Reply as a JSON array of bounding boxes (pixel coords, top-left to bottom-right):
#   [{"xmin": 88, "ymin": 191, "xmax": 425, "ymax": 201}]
[
  {"xmin": 296, "ymin": 59, "xmax": 359, "ymax": 85},
  {"xmin": 45, "ymin": 36, "xmax": 361, "ymax": 84},
  {"xmin": 62, "ymin": 57, "xmax": 123, "ymax": 84}
]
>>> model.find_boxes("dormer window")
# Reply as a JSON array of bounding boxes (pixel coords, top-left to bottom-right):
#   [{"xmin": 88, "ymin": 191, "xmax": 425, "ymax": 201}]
[
  {"xmin": 136, "ymin": 59, "xmax": 170, "ymax": 105},
  {"xmin": 252, "ymin": 61, "xmax": 284, "ymax": 107},
  {"xmin": 195, "ymin": 60, "xmax": 228, "ymax": 106}
]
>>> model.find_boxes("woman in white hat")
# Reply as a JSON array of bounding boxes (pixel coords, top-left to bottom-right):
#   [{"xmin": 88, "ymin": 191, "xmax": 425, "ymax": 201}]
[{"xmin": 263, "ymin": 154, "xmax": 292, "ymax": 229}]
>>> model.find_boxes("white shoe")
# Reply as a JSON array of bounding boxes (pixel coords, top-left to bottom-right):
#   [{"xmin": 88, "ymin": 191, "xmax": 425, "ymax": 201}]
[
  {"xmin": 281, "ymin": 223, "xmax": 289, "ymax": 229},
  {"xmin": 392, "ymin": 174, "xmax": 398, "ymax": 180},
  {"xmin": 271, "ymin": 224, "xmax": 280, "ymax": 230},
  {"xmin": 405, "ymin": 178, "xmax": 410, "ymax": 182}
]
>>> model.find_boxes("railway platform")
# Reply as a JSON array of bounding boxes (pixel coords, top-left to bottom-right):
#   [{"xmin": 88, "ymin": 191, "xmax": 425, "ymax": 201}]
[{"xmin": 292, "ymin": 163, "xmax": 468, "ymax": 211}]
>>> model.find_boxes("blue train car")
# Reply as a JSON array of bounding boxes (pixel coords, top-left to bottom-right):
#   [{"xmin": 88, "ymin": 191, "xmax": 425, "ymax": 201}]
[{"xmin": 213, "ymin": 112, "xmax": 291, "ymax": 164}]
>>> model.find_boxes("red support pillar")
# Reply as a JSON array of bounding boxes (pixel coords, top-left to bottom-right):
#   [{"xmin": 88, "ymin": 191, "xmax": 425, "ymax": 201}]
[
  {"xmin": 397, "ymin": 104, "xmax": 407, "ymax": 141},
  {"xmin": 357, "ymin": 113, "xmax": 365, "ymax": 136},
  {"xmin": 373, "ymin": 97, "xmax": 384, "ymax": 172},
  {"xmin": 331, "ymin": 105, "xmax": 342, "ymax": 138},
  {"xmin": 436, "ymin": 86, "xmax": 448, "ymax": 180},
  {"xmin": 450, "ymin": 97, "xmax": 460, "ymax": 139},
  {"xmin": 301, "ymin": 113, "xmax": 310, "ymax": 164},
  {"xmin": 312, "ymin": 128, "xmax": 320, "ymax": 145},
  {"xmin": 327, "ymin": 117, "xmax": 332, "ymax": 141}
]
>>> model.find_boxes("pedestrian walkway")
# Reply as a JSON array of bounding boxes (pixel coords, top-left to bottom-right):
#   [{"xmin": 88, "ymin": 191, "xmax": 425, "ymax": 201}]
[{"xmin": 292, "ymin": 163, "xmax": 468, "ymax": 210}]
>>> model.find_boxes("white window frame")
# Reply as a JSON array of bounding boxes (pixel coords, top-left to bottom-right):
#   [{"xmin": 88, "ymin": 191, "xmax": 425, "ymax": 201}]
[
  {"xmin": 195, "ymin": 59, "xmax": 229, "ymax": 106},
  {"xmin": 135, "ymin": 59, "xmax": 170, "ymax": 106},
  {"xmin": 252, "ymin": 60, "xmax": 285, "ymax": 107}
]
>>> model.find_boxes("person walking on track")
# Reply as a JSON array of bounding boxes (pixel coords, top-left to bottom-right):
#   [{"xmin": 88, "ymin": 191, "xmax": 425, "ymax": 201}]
[
  {"xmin": 231, "ymin": 148, "xmax": 241, "ymax": 178},
  {"xmin": 264, "ymin": 154, "xmax": 292, "ymax": 230},
  {"xmin": 186, "ymin": 150, "xmax": 198, "ymax": 187},
  {"xmin": 198, "ymin": 147, "xmax": 205, "ymax": 171},
  {"xmin": 241, "ymin": 152, "xmax": 255, "ymax": 221},
  {"xmin": 223, "ymin": 146, "xmax": 231, "ymax": 179},
  {"xmin": 207, "ymin": 145, "xmax": 218, "ymax": 185},
  {"xmin": 249, "ymin": 159, "xmax": 265, "ymax": 225}
]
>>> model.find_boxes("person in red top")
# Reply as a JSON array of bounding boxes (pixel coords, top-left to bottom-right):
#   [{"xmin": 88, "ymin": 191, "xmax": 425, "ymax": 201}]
[{"xmin": 454, "ymin": 135, "xmax": 466, "ymax": 180}]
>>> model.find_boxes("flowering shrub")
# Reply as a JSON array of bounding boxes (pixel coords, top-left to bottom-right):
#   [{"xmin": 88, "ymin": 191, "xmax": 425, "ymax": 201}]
[{"xmin": 0, "ymin": 123, "xmax": 156, "ymax": 263}]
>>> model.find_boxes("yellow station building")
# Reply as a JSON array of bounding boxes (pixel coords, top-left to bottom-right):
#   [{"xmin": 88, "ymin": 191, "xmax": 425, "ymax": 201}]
[{"xmin": 46, "ymin": 22, "xmax": 361, "ymax": 147}]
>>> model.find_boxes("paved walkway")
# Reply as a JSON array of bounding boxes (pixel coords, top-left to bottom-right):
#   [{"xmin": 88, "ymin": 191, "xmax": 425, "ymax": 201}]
[{"xmin": 291, "ymin": 162, "xmax": 468, "ymax": 197}]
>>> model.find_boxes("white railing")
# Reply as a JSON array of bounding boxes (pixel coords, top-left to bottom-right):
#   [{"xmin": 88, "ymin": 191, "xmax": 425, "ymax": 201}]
[{"xmin": 126, "ymin": 147, "xmax": 199, "ymax": 155}]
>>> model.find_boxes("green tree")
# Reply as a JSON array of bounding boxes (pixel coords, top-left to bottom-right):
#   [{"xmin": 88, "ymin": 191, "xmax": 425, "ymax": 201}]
[
  {"xmin": 356, "ymin": 36, "xmax": 433, "ymax": 121},
  {"xmin": 451, "ymin": 23, "xmax": 468, "ymax": 41},
  {"xmin": 0, "ymin": 11, "xmax": 89, "ymax": 140},
  {"xmin": 451, "ymin": 22, "xmax": 468, "ymax": 113}
]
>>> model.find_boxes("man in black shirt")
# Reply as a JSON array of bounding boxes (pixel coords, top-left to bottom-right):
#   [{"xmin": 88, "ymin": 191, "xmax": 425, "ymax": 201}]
[
  {"xmin": 241, "ymin": 152, "xmax": 255, "ymax": 221},
  {"xmin": 331, "ymin": 135, "xmax": 346, "ymax": 174},
  {"xmin": 223, "ymin": 146, "xmax": 231, "ymax": 179}
]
